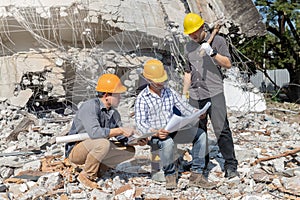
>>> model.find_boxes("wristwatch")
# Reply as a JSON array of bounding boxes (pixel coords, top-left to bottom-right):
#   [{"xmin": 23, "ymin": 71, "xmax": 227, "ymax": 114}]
[{"xmin": 210, "ymin": 49, "xmax": 218, "ymax": 57}]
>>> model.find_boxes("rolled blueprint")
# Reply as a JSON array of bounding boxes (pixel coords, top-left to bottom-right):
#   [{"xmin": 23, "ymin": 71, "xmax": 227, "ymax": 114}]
[{"xmin": 56, "ymin": 133, "xmax": 90, "ymax": 143}]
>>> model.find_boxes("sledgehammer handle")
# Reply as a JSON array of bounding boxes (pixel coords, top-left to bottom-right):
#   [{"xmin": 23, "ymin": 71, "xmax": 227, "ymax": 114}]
[
  {"xmin": 199, "ymin": 23, "xmax": 221, "ymax": 56},
  {"xmin": 207, "ymin": 23, "xmax": 221, "ymax": 44}
]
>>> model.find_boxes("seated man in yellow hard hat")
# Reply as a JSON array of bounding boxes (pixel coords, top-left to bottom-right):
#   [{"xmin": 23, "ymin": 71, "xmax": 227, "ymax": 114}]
[
  {"xmin": 65, "ymin": 73, "xmax": 147, "ymax": 189},
  {"xmin": 135, "ymin": 59, "xmax": 216, "ymax": 190}
]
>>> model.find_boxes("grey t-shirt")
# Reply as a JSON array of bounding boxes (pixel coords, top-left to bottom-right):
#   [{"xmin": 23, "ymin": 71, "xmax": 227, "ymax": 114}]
[{"xmin": 184, "ymin": 33, "xmax": 231, "ymax": 100}]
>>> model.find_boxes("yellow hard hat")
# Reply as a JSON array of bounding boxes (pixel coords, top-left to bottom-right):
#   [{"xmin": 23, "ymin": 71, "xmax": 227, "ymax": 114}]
[
  {"xmin": 183, "ymin": 13, "xmax": 205, "ymax": 35},
  {"xmin": 143, "ymin": 59, "xmax": 168, "ymax": 83},
  {"xmin": 95, "ymin": 74, "xmax": 127, "ymax": 93}
]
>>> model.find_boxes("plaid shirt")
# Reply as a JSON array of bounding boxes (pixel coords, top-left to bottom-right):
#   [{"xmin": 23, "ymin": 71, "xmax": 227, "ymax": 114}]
[{"xmin": 135, "ymin": 85, "xmax": 196, "ymax": 134}]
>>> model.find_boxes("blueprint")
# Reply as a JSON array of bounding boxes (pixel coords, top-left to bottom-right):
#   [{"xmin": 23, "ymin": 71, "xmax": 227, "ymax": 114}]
[
  {"xmin": 164, "ymin": 102, "xmax": 211, "ymax": 132},
  {"xmin": 128, "ymin": 102, "xmax": 211, "ymax": 144}
]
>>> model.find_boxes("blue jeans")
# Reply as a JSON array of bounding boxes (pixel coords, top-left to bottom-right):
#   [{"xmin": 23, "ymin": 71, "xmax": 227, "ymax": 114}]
[
  {"xmin": 189, "ymin": 129, "xmax": 207, "ymax": 173},
  {"xmin": 150, "ymin": 127, "xmax": 207, "ymax": 176}
]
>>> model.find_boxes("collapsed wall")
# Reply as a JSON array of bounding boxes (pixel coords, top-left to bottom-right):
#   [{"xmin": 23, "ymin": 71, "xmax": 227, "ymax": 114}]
[
  {"xmin": 0, "ymin": 51, "xmax": 66, "ymax": 114},
  {"xmin": 0, "ymin": 0, "xmax": 186, "ymax": 53}
]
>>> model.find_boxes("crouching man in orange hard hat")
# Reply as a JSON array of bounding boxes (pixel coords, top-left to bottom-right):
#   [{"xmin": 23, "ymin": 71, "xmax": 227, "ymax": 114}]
[
  {"xmin": 135, "ymin": 59, "xmax": 216, "ymax": 190},
  {"xmin": 65, "ymin": 74, "xmax": 147, "ymax": 189}
]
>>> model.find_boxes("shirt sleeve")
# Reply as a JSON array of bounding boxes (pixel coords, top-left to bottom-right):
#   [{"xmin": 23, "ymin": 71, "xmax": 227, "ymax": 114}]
[
  {"xmin": 182, "ymin": 52, "xmax": 192, "ymax": 73},
  {"xmin": 77, "ymin": 101, "xmax": 110, "ymax": 139},
  {"xmin": 113, "ymin": 110, "xmax": 128, "ymax": 141},
  {"xmin": 213, "ymin": 35, "xmax": 231, "ymax": 60},
  {"xmin": 134, "ymin": 95, "xmax": 151, "ymax": 134}
]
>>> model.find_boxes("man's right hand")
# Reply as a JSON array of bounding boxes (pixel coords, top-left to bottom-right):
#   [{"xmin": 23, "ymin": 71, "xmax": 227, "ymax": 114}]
[
  {"xmin": 200, "ymin": 42, "xmax": 213, "ymax": 56},
  {"xmin": 120, "ymin": 127, "xmax": 135, "ymax": 137}
]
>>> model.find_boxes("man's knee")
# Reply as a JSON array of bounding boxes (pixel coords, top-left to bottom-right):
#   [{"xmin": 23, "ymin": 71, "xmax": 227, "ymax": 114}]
[
  {"xmin": 194, "ymin": 128, "xmax": 207, "ymax": 143},
  {"xmin": 89, "ymin": 138, "xmax": 111, "ymax": 155},
  {"xmin": 163, "ymin": 137, "xmax": 175, "ymax": 145},
  {"xmin": 160, "ymin": 137, "xmax": 175, "ymax": 151}
]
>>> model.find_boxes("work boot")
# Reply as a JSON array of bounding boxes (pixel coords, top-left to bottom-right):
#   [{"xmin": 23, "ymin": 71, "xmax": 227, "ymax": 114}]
[
  {"xmin": 224, "ymin": 168, "xmax": 239, "ymax": 179},
  {"xmin": 151, "ymin": 170, "xmax": 166, "ymax": 182},
  {"xmin": 188, "ymin": 172, "xmax": 216, "ymax": 189},
  {"xmin": 77, "ymin": 171, "xmax": 99, "ymax": 189},
  {"xmin": 97, "ymin": 164, "xmax": 112, "ymax": 177},
  {"xmin": 165, "ymin": 174, "xmax": 177, "ymax": 190}
]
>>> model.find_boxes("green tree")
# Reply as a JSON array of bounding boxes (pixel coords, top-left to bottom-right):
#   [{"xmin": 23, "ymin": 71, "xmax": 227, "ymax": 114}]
[{"xmin": 235, "ymin": 0, "xmax": 299, "ymax": 95}]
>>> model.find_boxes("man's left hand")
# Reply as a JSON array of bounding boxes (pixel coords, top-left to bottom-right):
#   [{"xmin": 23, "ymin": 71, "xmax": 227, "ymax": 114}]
[{"xmin": 137, "ymin": 138, "xmax": 148, "ymax": 146}]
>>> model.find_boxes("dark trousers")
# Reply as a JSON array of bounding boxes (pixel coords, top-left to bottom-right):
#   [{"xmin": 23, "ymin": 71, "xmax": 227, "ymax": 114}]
[{"xmin": 189, "ymin": 92, "xmax": 238, "ymax": 170}]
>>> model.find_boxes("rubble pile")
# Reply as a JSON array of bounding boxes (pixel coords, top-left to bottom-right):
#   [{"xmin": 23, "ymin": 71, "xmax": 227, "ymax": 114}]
[
  {"xmin": 0, "ymin": 0, "xmax": 284, "ymax": 199},
  {"xmin": 0, "ymin": 95, "xmax": 299, "ymax": 199},
  {"xmin": 0, "ymin": 47, "xmax": 299, "ymax": 200}
]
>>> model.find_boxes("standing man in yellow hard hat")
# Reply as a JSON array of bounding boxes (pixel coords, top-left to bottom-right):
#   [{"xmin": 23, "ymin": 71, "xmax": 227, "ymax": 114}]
[
  {"xmin": 135, "ymin": 59, "xmax": 216, "ymax": 190},
  {"xmin": 182, "ymin": 13, "xmax": 238, "ymax": 178},
  {"xmin": 65, "ymin": 73, "xmax": 147, "ymax": 189}
]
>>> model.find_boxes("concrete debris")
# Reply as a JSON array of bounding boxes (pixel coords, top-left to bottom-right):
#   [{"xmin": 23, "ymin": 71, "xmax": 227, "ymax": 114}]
[
  {"xmin": 0, "ymin": 52, "xmax": 66, "ymax": 113},
  {"xmin": 224, "ymin": 67, "xmax": 267, "ymax": 113},
  {"xmin": 0, "ymin": 0, "xmax": 265, "ymax": 55},
  {"xmin": 0, "ymin": 46, "xmax": 262, "ymax": 117},
  {"xmin": 0, "ymin": 98, "xmax": 299, "ymax": 199},
  {"xmin": 7, "ymin": 89, "xmax": 33, "ymax": 108},
  {"xmin": 6, "ymin": 117, "xmax": 36, "ymax": 142},
  {"xmin": 0, "ymin": 1, "xmax": 298, "ymax": 199},
  {"xmin": 224, "ymin": 79, "xmax": 266, "ymax": 113},
  {"xmin": 0, "ymin": 46, "xmax": 268, "ymax": 115}
]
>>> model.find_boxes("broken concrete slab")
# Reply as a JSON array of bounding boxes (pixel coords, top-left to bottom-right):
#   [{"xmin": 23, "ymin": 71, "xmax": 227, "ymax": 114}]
[
  {"xmin": 7, "ymin": 89, "xmax": 33, "ymax": 108},
  {"xmin": 224, "ymin": 79, "xmax": 266, "ymax": 112},
  {"xmin": 12, "ymin": 170, "xmax": 48, "ymax": 182},
  {"xmin": 37, "ymin": 172, "xmax": 63, "ymax": 191},
  {"xmin": 17, "ymin": 54, "xmax": 51, "ymax": 74},
  {"xmin": 0, "ymin": 0, "xmax": 265, "ymax": 54}
]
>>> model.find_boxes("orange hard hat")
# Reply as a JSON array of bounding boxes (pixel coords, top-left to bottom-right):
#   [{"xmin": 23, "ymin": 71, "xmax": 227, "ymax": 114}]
[
  {"xmin": 95, "ymin": 74, "xmax": 127, "ymax": 93},
  {"xmin": 143, "ymin": 59, "xmax": 168, "ymax": 83},
  {"xmin": 183, "ymin": 13, "xmax": 205, "ymax": 35}
]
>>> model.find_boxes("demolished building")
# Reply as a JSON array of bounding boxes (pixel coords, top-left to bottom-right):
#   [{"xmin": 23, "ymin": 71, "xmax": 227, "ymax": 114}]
[
  {"xmin": 1, "ymin": 1, "xmax": 300, "ymax": 199},
  {"xmin": 0, "ymin": 0, "xmax": 266, "ymax": 114}
]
